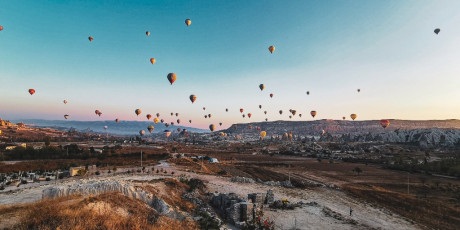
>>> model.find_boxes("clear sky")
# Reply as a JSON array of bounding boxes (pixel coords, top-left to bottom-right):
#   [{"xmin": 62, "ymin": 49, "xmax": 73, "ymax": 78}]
[{"xmin": 1, "ymin": 0, "xmax": 460, "ymax": 130}]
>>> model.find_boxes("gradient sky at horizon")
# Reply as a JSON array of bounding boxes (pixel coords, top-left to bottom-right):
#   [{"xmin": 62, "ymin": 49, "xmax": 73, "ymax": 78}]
[{"xmin": 1, "ymin": 0, "xmax": 460, "ymax": 130}]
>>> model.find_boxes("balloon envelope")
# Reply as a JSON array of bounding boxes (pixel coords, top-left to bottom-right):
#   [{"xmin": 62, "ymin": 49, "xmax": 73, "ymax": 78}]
[
  {"xmin": 28, "ymin": 89, "xmax": 35, "ymax": 95},
  {"xmin": 185, "ymin": 19, "xmax": 192, "ymax": 26},
  {"xmin": 268, "ymin": 45, "xmax": 275, "ymax": 53},
  {"xmin": 167, "ymin": 73, "xmax": 177, "ymax": 85}
]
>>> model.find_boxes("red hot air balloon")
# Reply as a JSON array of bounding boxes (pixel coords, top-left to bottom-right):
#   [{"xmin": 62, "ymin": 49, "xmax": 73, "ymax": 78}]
[
  {"xmin": 240, "ymin": 108, "xmax": 244, "ymax": 113},
  {"xmin": 247, "ymin": 113, "xmax": 252, "ymax": 118},
  {"xmin": 167, "ymin": 73, "xmax": 177, "ymax": 85},
  {"xmin": 380, "ymin": 119, "xmax": 390, "ymax": 128},
  {"xmin": 28, "ymin": 89, "xmax": 36, "ymax": 95},
  {"xmin": 310, "ymin": 110, "xmax": 317, "ymax": 118}
]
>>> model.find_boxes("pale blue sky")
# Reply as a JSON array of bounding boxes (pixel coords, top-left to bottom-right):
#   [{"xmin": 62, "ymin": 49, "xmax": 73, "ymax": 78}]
[{"xmin": 1, "ymin": 0, "xmax": 460, "ymax": 129}]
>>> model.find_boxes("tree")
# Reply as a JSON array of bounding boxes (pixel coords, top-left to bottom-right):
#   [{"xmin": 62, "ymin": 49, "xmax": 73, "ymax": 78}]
[{"xmin": 353, "ymin": 167, "xmax": 363, "ymax": 175}]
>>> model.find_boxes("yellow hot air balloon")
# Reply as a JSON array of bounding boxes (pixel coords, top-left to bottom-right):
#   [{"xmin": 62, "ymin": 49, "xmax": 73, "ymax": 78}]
[
  {"xmin": 350, "ymin": 114, "xmax": 357, "ymax": 120},
  {"xmin": 259, "ymin": 84, "xmax": 265, "ymax": 91},
  {"xmin": 209, "ymin": 124, "xmax": 215, "ymax": 132},
  {"xmin": 147, "ymin": 125, "xmax": 155, "ymax": 133},
  {"xmin": 268, "ymin": 45, "xmax": 275, "ymax": 54},
  {"xmin": 153, "ymin": 117, "xmax": 160, "ymax": 124},
  {"xmin": 185, "ymin": 19, "xmax": 192, "ymax": 26},
  {"xmin": 260, "ymin": 131, "xmax": 267, "ymax": 139},
  {"xmin": 150, "ymin": 58, "xmax": 156, "ymax": 64}
]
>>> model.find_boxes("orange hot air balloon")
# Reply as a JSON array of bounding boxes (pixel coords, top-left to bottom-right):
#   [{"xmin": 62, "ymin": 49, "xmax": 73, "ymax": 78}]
[
  {"xmin": 350, "ymin": 114, "xmax": 357, "ymax": 120},
  {"xmin": 146, "ymin": 31, "xmax": 150, "ymax": 36},
  {"xmin": 380, "ymin": 119, "xmax": 390, "ymax": 128},
  {"xmin": 167, "ymin": 73, "xmax": 177, "ymax": 85},
  {"xmin": 64, "ymin": 114, "xmax": 69, "ymax": 119},
  {"xmin": 147, "ymin": 125, "xmax": 154, "ymax": 133},
  {"xmin": 0, "ymin": 25, "xmax": 3, "ymax": 31},
  {"xmin": 146, "ymin": 114, "xmax": 152, "ymax": 120},
  {"xmin": 259, "ymin": 84, "xmax": 265, "ymax": 91},
  {"xmin": 240, "ymin": 108, "xmax": 244, "ymax": 113},
  {"xmin": 156, "ymin": 113, "xmax": 160, "ymax": 117},
  {"xmin": 150, "ymin": 58, "xmax": 156, "ymax": 64},
  {"xmin": 270, "ymin": 93, "xmax": 273, "ymax": 98},
  {"xmin": 190, "ymin": 94, "xmax": 197, "ymax": 103},
  {"xmin": 268, "ymin": 45, "xmax": 275, "ymax": 54},
  {"xmin": 185, "ymin": 19, "xmax": 192, "ymax": 26},
  {"xmin": 139, "ymin": 130, "xmax": 145, "ymax": 136},
  {"xmin": 88, "ymin": 36, "xmax": 93, "ymax": 42},
  {"xmin": 248, "ymin": 113, "xmax": 252, "ymax": 118},
  {"xmin": 28, "ymin": 89, "xmax": 35, "ymax": 95},
  {"xmin": 135, "ymin": 109, "xmax": 142, "ymax": 116},
  {"xmin": 115, "ymin": 118, "xmax": 119, "ymax": 123},
  {"xmin": 209, "ymin": 124, "xmax": 215, "ymax": 132},
  {"xmin": 153, "ymin": 117, "xmax": 160, "ymax": 123},
  {"xmin": 310, "ymin": 110, "xmax": 317, "ymax": 118}
]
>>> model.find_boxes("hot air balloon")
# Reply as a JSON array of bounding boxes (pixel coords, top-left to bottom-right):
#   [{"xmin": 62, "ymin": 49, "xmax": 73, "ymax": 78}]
[
  {"xmin": 170, "ymin": 112, "xmax": 174, "ymax": 116},
  {"xmin": 260, "ymin": 131, "xmax": 267, "ymax": 139},
  {"xmin": 28, "ymin": 89, "xmax": 35, "ymax": 95},
  {"xmin": 270, "ymin": 93, "xmax": 273, "ymax": 98},
  {"xmin": 306, "ymin": 91, "xmax": 310, "ymax": 95},
  {"xmin": 342, "ymin": 116, "xmax": 346, "ymax": 120},
  {"xmin": 219, "ymin": 132, "xmax": 225, "ymax": 137},
  {"xmin": 153, "ymin": 117, "xmax": 160, "ymax": 124},
  {"xmin": 139, "ymin": 130, "xmax": 145, "ymax": 136},
  {"xmin": 380, "ymin": 119, "xmax": 390, "ymax": 129},
  {"xmin": 242, "ymin": 114, "xmax": 246, "ymax": 118},
  {"xmin": 63, "ymin": 100, "xmax": 68, "ymax": 104},
  {"xmin": 248, "ymin": 113, "xmax": 252, "ymax": 118},
  {"xmin": 203, "ymin": 107, "xmax": 206, "ymax": 110},
  {"xmin": 190, "ymin": 94, "xmax": 197, "ymax": 103},
  {"xmin": 350, "ymin": 114, "xmax": 357, "ymax": 120},
  {"xmin": 135, "ymin": 109, "xmax": 141, "ymax": 116},
  {"xmin": 259, "ymin": 84, "xmax": 265, "ymax": 91},
  {"xmin": 150, "ymin": 58, "xmax": 156, "ymax": 64},
  {"xmin": 264, "ymin": 111, "xmax": 267, "ymax": 115},
  {"xmin": 156, "ymin": 113, "xmax": 160, "ymax": 118},
  {"xmin": 115, "ymin": 118, "xmax": 119, "ymax": 123},
  {"xmin": 64, "ymin": 114, "xmax": 69, "ymax": 119},
  {"xmin": 299, "ymin": 114, "xmax": 302, "ymax": 117},
  {"xmin": 265, "ymin": 118, "xmax": 268, "ymax": 121},
  {"xmin": 185, "ymin": 19, "xmax": 192, "ymax": 26},
  {"xmin": 104, "ymin": 126, "xmax": 108, "ymax": 130},
  {"xmin": 289, "ymin": 115, "xmax": 292, "ymax": 119},
  {"xmin": 177, "ymin": 119, "xmax": 180, "ymax": 124},
  {"xmin": 291, "ymin": 110, "xmax": 296, "ymax": 116},
  {"xmin": 189, "ymin": 120, "xmax": 192, "ymax": 123},
  {"xmin": 165, "ymin": 123, "xmax": 169, "ymax": 127},
  {"xmin": 259, "ymin": 105, "xmax": 262, "ymax": 109},
  {"xmin": 88, "ymin": 36, "xmax": 93, "ymax": 42},
  {"xmin": 0, "ymin": 25, "xmax": 3, "ymax": 31},
  {"xmin": 146, "ymin": 114, "xmax": 152, "ymax": 120},
  {"xmin": 95, "ymin": 110, "xmax": 102, "ymax": 116},
  {"xmin": 204, "ymin": 115, "xmax": 208, "ymax": 118},
  {"xmin": 209, "ymin": 124, "xmax": 215, "ymax": 132},
  {"xmin": 146, "ymin": 31, "xmax": 150, "ymax": 36},
  {"xmin": 225, "ymin": 108, "xmax": 228, "ymax": 112},
  {"xmin": 310, "ymin": 110, "xmax": 317, "ymax": 118},
  {"xmin": 357, "ymin": 89, "xmax": 361, "ymax": 93},
  {"xmin": 175, "ymin": 113, "xmax": 179, "ymax": 117},
  {"xmin": 170, "ymin": 122, "xmax": 174, "ymax": 125},
  {"xmin": 147, "ymin": 125, "xmax": 154, "ymax": 133},
  {"xmin": 268, "ymin": 45, "xmax": 275, "ymax": 54},
  {"xmin": 240, "ymin": 108, "xmax": 244, "ymax": 113},
  {"xmin": 164, "ymin": 130, "xmax": 172, "ymax": 137},
  {"xmin": 279, "ymin": 110, "xmax": 283, "ymax": 115},
  {"xmin": 219, "ymin": 122, "xmax": 222, "ymax": 126},
  {"xmin": 177, "ymin": 128, "xmax": 181, "ymax": 132},
  {"xmin": 207, "ymin": 114, "xmax": 211, "ymax": 118},
  {"xmin": 161, "ymin": 119, "xmax": 164, "ymax": 123},
  {"xmin": 167, "ymin": 73, "xmax": 177, "ymax": 85},
  {"xmin": 434, "ymin": 28, "xmax": 440, "ymax": 35}
]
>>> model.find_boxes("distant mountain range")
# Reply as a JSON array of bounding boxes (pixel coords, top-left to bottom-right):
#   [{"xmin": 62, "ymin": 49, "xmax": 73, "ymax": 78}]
[{"xmin": 13, "ymin": 119, "xmax": 208, "ymax": 136}]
